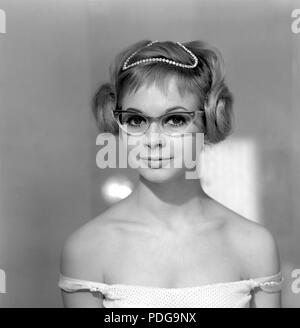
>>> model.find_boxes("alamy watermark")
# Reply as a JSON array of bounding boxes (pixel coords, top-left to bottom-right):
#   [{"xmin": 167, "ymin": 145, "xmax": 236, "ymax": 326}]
[
  {"xmin": 0, "ymin": 9, "xmax": 6, "ymax": 34},
  {"xmin": 0, "ymin": 269, "xmax": 6, "ymax": 293},
  {"xmin": 291, "ymin": 9, "xmax": 300, "ymax": 34},
  {"xmin": 291, "ymin": 269, "xmax": 300, "ymax": 294},
  {"xmin": 96, "ymin": 132, "xmax": 204, "ymax": 179}
]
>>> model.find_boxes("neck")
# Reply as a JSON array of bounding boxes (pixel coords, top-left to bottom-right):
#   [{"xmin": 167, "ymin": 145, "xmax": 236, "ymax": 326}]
[{"xmin": 130, "ymin": 172, "xmax": 211, "ymax": 230}]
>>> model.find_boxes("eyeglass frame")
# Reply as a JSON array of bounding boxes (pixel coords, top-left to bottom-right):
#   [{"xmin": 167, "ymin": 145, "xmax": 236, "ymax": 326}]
[{"xmin": 112, "ymin": 107, "xmax": 205, "ymax": 136}]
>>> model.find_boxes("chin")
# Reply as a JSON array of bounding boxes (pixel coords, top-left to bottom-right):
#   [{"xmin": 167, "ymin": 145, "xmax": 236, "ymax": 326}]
[{"xmin": 138, "ymin": 167, "xmax": 185, "ymax": 184}]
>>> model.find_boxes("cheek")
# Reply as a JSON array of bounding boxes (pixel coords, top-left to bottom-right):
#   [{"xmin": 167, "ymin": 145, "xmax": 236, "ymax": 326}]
[
  {"xmin": 173, "ymin": 134, "xmax": 196, "ymax": 157},
  {"xmin": 173, "ymin": 134, "xmax": 204, "ymax": 167},
  {"xmin": 124, "ymin": 136, "xmax": 143, "ymax": 168},
  {"xmin": 119, "ymin": 133, "xmax": 142, "ymax": 152}
]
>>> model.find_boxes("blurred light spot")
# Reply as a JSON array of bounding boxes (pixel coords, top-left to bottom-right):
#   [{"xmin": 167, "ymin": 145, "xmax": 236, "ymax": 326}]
[{"xmin": 102, "ymin": 176, "xmax": 133, "ymax": 203}]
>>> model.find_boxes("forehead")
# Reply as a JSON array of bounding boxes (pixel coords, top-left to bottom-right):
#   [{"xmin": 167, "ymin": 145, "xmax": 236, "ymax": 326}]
[{"xmin": 121, "ymin": 77, "xmax": 199, "ymax": 115}]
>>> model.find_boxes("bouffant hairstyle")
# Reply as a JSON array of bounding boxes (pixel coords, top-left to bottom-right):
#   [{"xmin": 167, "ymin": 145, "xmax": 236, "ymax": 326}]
[{"xmin": 92, "ymin": 40, "xmax": 234, "ymax": 145}]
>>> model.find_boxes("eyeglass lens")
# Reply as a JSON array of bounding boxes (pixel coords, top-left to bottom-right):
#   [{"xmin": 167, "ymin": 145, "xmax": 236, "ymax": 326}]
[{"xmin": 117, "ymin": 112, "xmax": 194, "ymax": 135}]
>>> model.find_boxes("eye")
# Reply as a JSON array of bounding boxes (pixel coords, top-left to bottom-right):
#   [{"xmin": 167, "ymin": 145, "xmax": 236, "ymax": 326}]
[
  {"xmin": 123, "ymin": 114, "xmax": 147, "ymax": 128},
  {"xmin": 165, "ymin": 114, "xmax": 189, "ymax": 127}
]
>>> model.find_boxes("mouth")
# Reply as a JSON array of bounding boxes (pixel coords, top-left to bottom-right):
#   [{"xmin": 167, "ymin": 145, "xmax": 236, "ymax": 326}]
[{"xmin": 140, "ymin": 157, "xmax": 173, "ymax": 161}]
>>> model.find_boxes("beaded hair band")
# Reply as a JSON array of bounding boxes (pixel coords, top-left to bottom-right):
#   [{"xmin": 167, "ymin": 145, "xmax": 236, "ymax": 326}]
[{"xmin": 122, "ymin": 40, "xmax": 198, "ymax": 70}]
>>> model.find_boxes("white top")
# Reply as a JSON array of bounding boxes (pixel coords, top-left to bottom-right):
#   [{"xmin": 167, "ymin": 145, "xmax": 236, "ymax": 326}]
[{"xmin": 58, "ymin": 271, "xmax": 284, "ymax": 308}]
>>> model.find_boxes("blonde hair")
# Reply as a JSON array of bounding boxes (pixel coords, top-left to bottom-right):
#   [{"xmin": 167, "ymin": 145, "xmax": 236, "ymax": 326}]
[{"xmin": 92, "ymin": 39, "xmax": 234, "ymax": 145}]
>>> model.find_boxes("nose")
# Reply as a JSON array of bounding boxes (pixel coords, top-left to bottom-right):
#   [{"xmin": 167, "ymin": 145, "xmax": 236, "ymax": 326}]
[{"xmin": 143, "ymin": 121, "xmax": 165, "ymax": 149}]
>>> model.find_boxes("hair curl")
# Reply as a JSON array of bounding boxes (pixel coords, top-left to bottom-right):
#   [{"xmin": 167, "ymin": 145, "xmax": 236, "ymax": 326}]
[{"xmin": 92, "ymin": 40, "xmax": 234, "ymax": 145}]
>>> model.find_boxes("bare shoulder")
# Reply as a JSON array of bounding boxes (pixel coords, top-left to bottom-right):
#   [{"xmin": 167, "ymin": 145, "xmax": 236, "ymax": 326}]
[
  {"xmin": 60, "ymin": 204, "xmax": 124, "ymax": 282},
  {"xmin": 212, "ymin": 200, "xmax": 281, "ymax": 279}
]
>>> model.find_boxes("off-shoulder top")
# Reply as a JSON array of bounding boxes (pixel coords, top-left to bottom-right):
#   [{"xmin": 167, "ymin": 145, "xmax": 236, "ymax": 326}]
[{"xmin": 58, "ymin": 271, "xmax": 284, "ymax": 308}]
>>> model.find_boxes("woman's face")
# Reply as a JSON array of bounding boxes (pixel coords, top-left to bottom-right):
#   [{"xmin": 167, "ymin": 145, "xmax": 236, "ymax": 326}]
[{"xmin": 119, "ymin": 77, "xmax": 204, "ymax": 183}]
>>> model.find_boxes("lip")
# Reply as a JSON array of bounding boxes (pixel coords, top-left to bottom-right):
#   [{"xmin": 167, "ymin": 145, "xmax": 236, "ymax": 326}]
[{"xmin": 140, "ymin": 157, "xmax": 173, "ymax": 161}]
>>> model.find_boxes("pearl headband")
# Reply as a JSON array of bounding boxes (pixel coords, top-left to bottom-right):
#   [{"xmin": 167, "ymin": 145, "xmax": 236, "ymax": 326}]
[{"xmin": 122, "ymin": 40, "xmax": 198, "ymax": 70}]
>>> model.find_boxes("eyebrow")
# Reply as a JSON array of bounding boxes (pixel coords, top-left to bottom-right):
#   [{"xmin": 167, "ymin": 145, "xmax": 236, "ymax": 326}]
[{"xmin": 120, "ymin": 106, "xmax": 191, "ymax": 114}]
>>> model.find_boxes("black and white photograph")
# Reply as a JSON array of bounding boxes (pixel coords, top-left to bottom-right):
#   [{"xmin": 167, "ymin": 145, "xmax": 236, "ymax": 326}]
[{"xmin": 0, "ymin": 0, "xmax": 299, "ymax": 309}]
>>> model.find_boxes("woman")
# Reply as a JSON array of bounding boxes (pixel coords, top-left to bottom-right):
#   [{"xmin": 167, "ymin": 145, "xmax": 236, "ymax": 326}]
[{"xmin": 58, "ymin": 40, "xmax": 284, "ymax": 308}]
